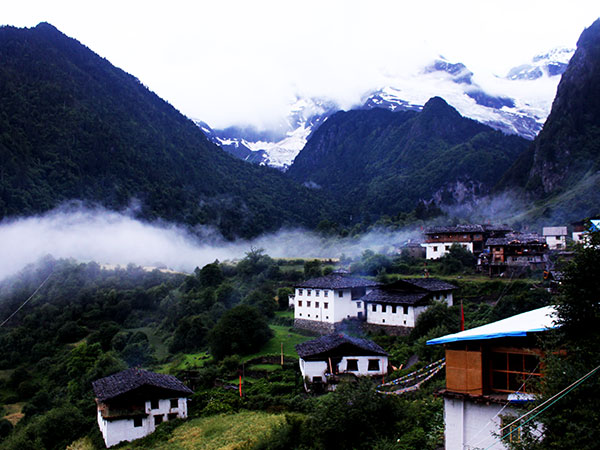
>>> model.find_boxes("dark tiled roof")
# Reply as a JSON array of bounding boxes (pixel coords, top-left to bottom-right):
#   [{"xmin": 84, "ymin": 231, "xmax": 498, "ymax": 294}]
[
  {"xmin": 425, "ymin": 224, "xmax": 511, "ymax": 234},
  {"xmin": 295, "ymin": 274, "xmax": 380, "ymax": 289},
  {"xmin": 92, "ymin": 368, "xmax": 193, "ymax": 402},
  {"xmin": 362, "ymin": 288, "xmax": 429, "ymax": 305},
  {"xmin": 295, "ymin": 333, "xmax": 388, "ymax": 358},
  {"xmin": 397, "ymin": 278, "xmax": 457, "ymax": 292},
  {"xmin": 486, "ymin": 233, "xmax": 546, "ymax": 247}
]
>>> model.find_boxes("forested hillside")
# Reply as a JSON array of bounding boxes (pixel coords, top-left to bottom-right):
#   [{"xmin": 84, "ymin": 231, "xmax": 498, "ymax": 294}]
[
  {"xmin": 0, "ymin": 23, "xmax": 333, "ymax": 239},
  {"xmin": 288, "ymin": 97, "xmax": 528, "ymax": 223}
]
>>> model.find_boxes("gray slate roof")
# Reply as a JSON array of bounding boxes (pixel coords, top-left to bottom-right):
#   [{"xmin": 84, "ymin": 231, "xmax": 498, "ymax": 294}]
[
  {"xmin": 361, "ymin": 289, "xmax": 430, "ymax": 305},
  {"xmin": 486, "ymin": 233, "xmax": 546, "ymax": 247},
  {"xmin": 397, "ymin": 278, "xmax": 457, "ymax": 292},
  {"xmin": 425, "ymin": 224, "xmax": 511, "ymax": 234},
  {"xmin": 295, "ymin": 274, "xmax": 380, "ymax": 289},
  {"xmin": 92, "ymin": 368, "xmax": 193, "ymax": 402},
  {"xmin": 295, "ymin": 333, "xmax": 388, "ymax": 358}
]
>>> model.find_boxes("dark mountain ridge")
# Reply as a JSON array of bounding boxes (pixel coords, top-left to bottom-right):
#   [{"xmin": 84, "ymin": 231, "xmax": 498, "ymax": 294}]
[
  {"xmin": 498, "ymin": 18, "xmax": 600, "ymax": 222},
  {"xmin": 288, "ymin": 97, "xmax": 529, "ymax": 222},
  {"xmin": 0, "ymin": 23, "xmax": 333, "ymax": 238}
]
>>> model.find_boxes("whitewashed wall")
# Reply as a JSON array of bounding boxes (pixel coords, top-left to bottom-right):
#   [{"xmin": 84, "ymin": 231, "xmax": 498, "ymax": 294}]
[
  {"xmin": 444, "ymin": 397, "xmax": 527, "ymax": 450},
  {"xmin": 98, "ymin": 397, "xmax": 188, "ymax": 447},
  {"xmin": 294, "ymin": 287, "xmax": 374, "ymax": 324},
  {"xmin": 424, "ymin": 242, "xmax": 473, "ymax": 259},
  {"xmin": 299, "ymin": 355, "xmax": 388, "ymax": 381}
]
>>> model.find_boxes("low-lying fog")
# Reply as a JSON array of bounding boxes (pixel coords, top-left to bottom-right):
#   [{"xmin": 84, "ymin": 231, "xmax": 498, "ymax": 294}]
[{"xmin": 0, "ymin": 205, "xmax": 418, "ymax": 281}]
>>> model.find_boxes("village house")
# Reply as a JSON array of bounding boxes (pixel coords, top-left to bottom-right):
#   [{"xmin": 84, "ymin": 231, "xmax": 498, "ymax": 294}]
[
  {"xmin": 295, "ymin": 333, "xmax": 388, "ymax": 391},
  {"xmin": 361, "ymin": 278, "xmax": 456, "ymax": 332},
  {"xmin": 572, "ymin": 218, "xmax": 600, "ymax": 245},
  {"xmin": 542, "ymin": 226, "xmax": 568, "ymax": 250},
  {"xmin": 293, "ymin": 273, "xmax": 380, "ymax": 333},
  {"xmin": 422, "ymin": 224, "xmax": 511, "ymax": 260},
  {"xmin": 480, "ymin": 232, "xmax": 548, "ymax": 276},
  {"xmin": 92, "ymin": 368, "xmax": 193, "ymax": 448},
  {"xmin": 427, "ymin": 306, "xmax": 558, "ymax": 450}
]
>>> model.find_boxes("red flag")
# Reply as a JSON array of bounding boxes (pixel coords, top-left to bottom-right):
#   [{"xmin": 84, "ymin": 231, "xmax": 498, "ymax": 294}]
[
  {"xmin": 460, "ymin": 300, "xmax": 465, "ymax": 331},
  {"xmin": 239, "ymin": 374, "xmax": 243, "ymax": 397}
]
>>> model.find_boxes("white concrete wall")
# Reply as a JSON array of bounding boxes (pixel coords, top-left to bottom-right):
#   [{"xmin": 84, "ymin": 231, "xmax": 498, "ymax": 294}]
[
  {"xmin": 444, "ymin": 397, "xmax": 522, "ymax": 450},
  {"xmin": 294, "ymin": 287, "xmax": 373, "ymax": 324},
  {"xmin": 99, "ymin": 397, "xmax": 188, "ymax": 447},
  {"xmin": 545, "ymin": 235, "xmax": 566, "ymax": 250},
  {"xmin": 339, "ymin": 355, "xmax": 388, "ymax": 376},
  {"xmin": 366, "ymin": 303, "xmax": 415, "ymax": 327},
  {"xmin": 424, "ymin": 242, "xmax": 473, "ymax": 259},
  {"xmin": 299, "ymin": 356, "xmax": 388, "ymax": 381},
  {"xmin": 572, "ymin": 231, "xmax": 584, "ymax": 244},
  {"xmin": 300, "ymin": 358, "xmax": 329, "ymax": 381}
]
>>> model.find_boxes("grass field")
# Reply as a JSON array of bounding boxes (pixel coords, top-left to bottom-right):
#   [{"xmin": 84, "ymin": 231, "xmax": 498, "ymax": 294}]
[
  {"xmin": 121, "ymin": 411, "xmax": 286, "ymax": 450},
  {"xmin": 242, "ymin": 325, "xmax": 314, "ymax": 362}
]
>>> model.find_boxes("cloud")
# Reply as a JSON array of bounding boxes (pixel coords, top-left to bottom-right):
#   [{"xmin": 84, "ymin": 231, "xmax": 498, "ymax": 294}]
[
  {"xmin": 0, "ymin": 205, "xmax": 420, "ymax": 281},
  {"xmin": 3, "ymin": 1, "xmax": 599, "ymax": 130}
]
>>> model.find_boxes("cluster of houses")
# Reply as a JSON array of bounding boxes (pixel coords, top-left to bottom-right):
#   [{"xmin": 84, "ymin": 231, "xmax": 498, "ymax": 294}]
[
  {"xmin": 398, "ymin": 219, "xmax": 599, "ymax": 277},
  {"xmin": 290, "ymin": 272, "xmax": 456, "ymax": 335}
]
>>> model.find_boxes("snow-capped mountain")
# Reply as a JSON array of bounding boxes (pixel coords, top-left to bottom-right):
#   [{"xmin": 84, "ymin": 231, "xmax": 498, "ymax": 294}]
[
  {"xmin": 198, "ymin": 48, "xmax": 574, "ymax": 169},
  {"xmin": 197, "ymin": 98, "xmax": 338, "ymax": 170},
  {"xmin": 507, "ymin": 47, "xmax": 573, "ymax": 80}
]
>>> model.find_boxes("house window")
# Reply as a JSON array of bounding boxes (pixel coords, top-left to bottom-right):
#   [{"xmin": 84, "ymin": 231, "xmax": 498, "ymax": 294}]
[
  {"xmin": 154, "ymin": 415, "xmax": 163, "ymax": 426},
  {"xmin": 308, "ymin": 314, "xmax": 310, "ymax": 317},
  {"xmin": 298, "ymin": 300, "xmax": 302, "ymax": 307},
  {"xmin": 313, "ymin": 376, "xmax": 322, "ymax": 383},
  {"xmin": 326, "ymin": 316, "xmax": 329, "ymax": 319},
  {"xmin": 133, "ymin": 417, "xmax": 143, "ymax": 427},
  {"xmin": 445, "ymin": 245, "xmax": 450, "ymax": 250},
  {"xmin": 170, "ymin": 399, "xmax": 178, "ymax": 409},
  {"xmin": 372, "ymin": 304, "xmax": 377, "ymax": 312},
  {"xmin": 167, "ymin": 413, "xmax": 178, "ymax": 421},
  {"xmin": 307, "ymin": 289, "xmax": 311, "ymax": 296},
  {"xmin": 433, "ymin": 246, "xmax": 438, "ymax": 252},
  {"xmin": 403, "ymin": 305, "xmax": 408, "ymax": 315},
  {"xmin": 315, "ymin": 302, "xmax": 319, "ymax": 308},
  {"xmin": 368, "ymin": 359, "xmax": 380, "ymax": 371},
  {"xmin": 346, "ymin": 359, "xmax": 358, "ymax": 371},
  {"xmin": 382, "ymin": 305, "xmax": 387, "ymax": 313},
  {"xmin": 356, "ymin": 302, "xmax": 361, "ymax": 308},
  {"xmin": 298, "ymin": 289, "xmax": 303, "ymax": 295},
  {"xmin": 307, "ymin": 301, "xmax": 311, "ymax": 307},
  {"xmin": 316, "ymin": 290, "xmax": 320, "ymax": 297},
  {"xmin": 324, "ymin": 290, "xmax": 329, "ymax": 297},
  {"xmin": 392, "ymin": 305, "xmax": 397, "ymax": 314},
  {"xmin": 150, "ymin": 399, "xmax": 159, "ymax": 410},
  {"xmin": 299, "ymin": 313, "xmax": 302, "ymax": 316},
  {"xmin": 324, "ymin": 303, "xmax": 328, "ymax": 309},
  {"xmin": 338, "ymin": 291, "xmax": 343, "ymax": 298},
  {"xmin": 491, "ymin": 351, "xmax": 541, "ymax": 393}
]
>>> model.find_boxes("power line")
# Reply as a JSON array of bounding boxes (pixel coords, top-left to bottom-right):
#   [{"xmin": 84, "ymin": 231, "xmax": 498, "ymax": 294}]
[
  {"xmin": 0, "ymin": 272, "xmax": 53, "ymax": 328},
  {"xmin": 482, "ymin": 364, "xmax": 600, "ymax": 450}
]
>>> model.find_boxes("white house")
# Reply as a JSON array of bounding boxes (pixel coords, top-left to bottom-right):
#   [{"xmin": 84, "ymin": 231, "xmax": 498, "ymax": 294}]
[
  {"xmin": 423, "ymin": 225, "xmax": 511, "ymax": 260},
  {"xmin": 362, "ymin": 278, "xmax": 456, "ymax": 329},
  {"xmin": 92, "ymin": 368, "xmax": 193, "ymax": 447},
  {"xmin": 542, "ymin": 226, "xmax": 568, "ymax": 250},
  {"xmin": 427, "ymin": 306, "xmax": 558, "ymax": 450},
  {"xmin": 295, "ymin": 333, "xmax": 388, "ymax": 391},
  {"xmin": 293, "ymin": 273, "xmax": 380, "ymax": 333}
]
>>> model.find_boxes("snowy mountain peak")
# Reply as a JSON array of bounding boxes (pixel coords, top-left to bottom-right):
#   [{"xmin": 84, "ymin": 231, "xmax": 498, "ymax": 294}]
[{"xmin": 507, "ymin": 47, "xmax": 574, "ymax": 80}]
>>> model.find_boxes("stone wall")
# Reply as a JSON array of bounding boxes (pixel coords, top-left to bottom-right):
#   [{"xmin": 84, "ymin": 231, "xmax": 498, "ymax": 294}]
[{"xmin": 294, "ymin": 318, "xmax": 411, "ymax": 336}]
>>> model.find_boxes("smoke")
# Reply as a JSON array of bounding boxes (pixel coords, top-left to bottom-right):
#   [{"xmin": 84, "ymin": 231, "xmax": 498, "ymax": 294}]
[{"xmin": 0, "ymin": 205, "xmax": 420, "ymax": 281}]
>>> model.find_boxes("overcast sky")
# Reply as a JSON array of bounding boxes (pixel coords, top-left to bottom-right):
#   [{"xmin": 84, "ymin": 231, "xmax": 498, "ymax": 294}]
[{"xmin": 3, "ymin": 1, "xmax": 600, "ymax": 129}]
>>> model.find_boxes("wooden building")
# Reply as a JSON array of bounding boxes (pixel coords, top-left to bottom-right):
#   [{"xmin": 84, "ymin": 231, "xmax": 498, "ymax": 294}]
[
  {"xmin": 427, "ymin": 306, "xmax": 558, "ymax": 450},
  {"xmin": 480, "ymin": 233, "xmax": 548, "ymax": 276}
]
